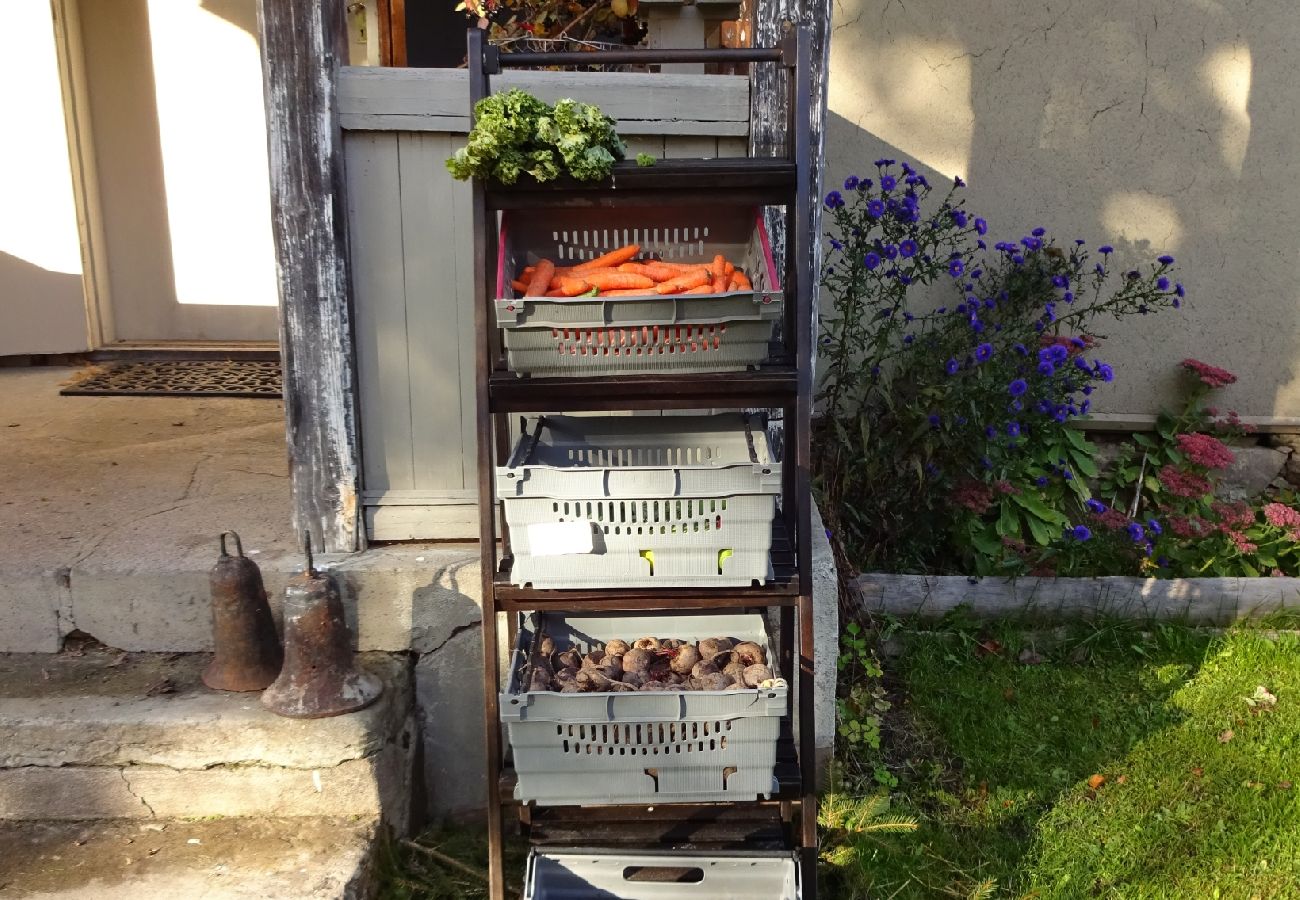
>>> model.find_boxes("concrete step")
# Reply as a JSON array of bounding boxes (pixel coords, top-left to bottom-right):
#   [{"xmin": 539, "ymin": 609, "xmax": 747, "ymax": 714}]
[
  {"xmin": 0, "ymin": 645, "xmax": 414, "ymax": 827},
  {"xmin": 0, "ymin": 817, "xmax": 377, "ymax": 899}
]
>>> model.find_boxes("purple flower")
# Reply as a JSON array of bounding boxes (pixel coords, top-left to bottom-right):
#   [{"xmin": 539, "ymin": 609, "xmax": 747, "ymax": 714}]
[
  {"xmin": 829, "ymin": 238, "xmax": 843, "ymax": 251},
  {"xmin": 903, "ymin": 334, "xmax": 915, "ymax": 344},
  {"xmin": 1127, "ymin": 522, "xmax": 1145, "ymax": 543},
  {"xmin": 1009, "ymin": 378, "xmax": 1028, "ymax": 397},
  {"xmin": 1036, "ymin": 476, "xmax": 1049, "ymax": 487},
  {"xmin": 975, "ymin": 343, "xmax": 994, "ymax": 362},
  {"xmin": 945, "ymin": 358, "xmax": 960, "ymax": 375},
  {"xmin": 843, "ymin": 175, "xmax": 860, "ymax": 191},
  {"xmin": 949, "ymin": 259, "xmax": 966, "ymax": 278},
  {"xmin": 985, "ymin": 425, "xmax": 997, "ymax": 439},
  {"xmin": 1012, "ymin": 254, "xmax": 1026, "ymax": 266},
  {"xmin": 863, "ymin": 199, "xmax": 885, "ymax": 219},
  {"xmin": 1062, "ymin": 469, "xmax": 1074, "ymax": 480},
  {"xmin": 1038, "ymin": 361, "xmax": 1055, "ymax": 376},
  {"xmin": 1021, "ymin": 237, "xmax": 1042, "ymax": 251},
  {"xmin": 954, "ymin": 175, "xmax": 966, "ymax": 187},
  {"xmin": 974, "ymin": 218, "xmax": 988, "ymax": 236},
  {"xmin": 1157, "ymin": 276, "xmax": 1171, "ymax": 291},
  {"xmin": 1095, "ymin": 362, "xmax": 1115, "ymax": 382},
  {"xmin": 1069, "ymin": 524, "xmax": 1092, "ymax": 541},
  {"xmin": 824, "ymin": 191, "xmax": 843, "ymax": 209},
  {"xmin": 874, "ymin": 158, "xmax": 894, "ymax": 167},
  {"xmin": 1158, "ymin": 255, "xmax": 1175, "ymax": 265},
  {"xmin": 882, "ymin": 244, "xmax": 899, "ymax": 261},
  {"xmin": 951, "ymin": 210, "xmax": 969, "ymax": 228},
  {"xmin": 863, "ymin": 252, "xmax": 881, "ymax": 270},
  {"xmin": 880, "ymin": 175, "xmax": 897, "ymax": 192},
  {"xmin": 1013, "ymin": 343, "xmax": 1028, "ymax": 356},
  {"xmin": 1085, "ymin": 498, "xmax": 1106, "ymax": 514},
  {"xmin": 899, "ymin": 239, "xmax": 919, "ymax": 258},
  {"xmin": 1175, "ymin": 283, "xmax": 1185, "ymax": 297},
  {"xmin": 1147, "ymin": 519, "xmax": 1163, "ymax": 535},
  {"xmin": 1052, "ymin": 275, "xmax": 1069, "ymax": 288},
  {"xmin": 1007, "ymin": 422, "xmax": 1021, "ymax": 437},
  {"xmin": 928, "ymin": 413, "xmax": 941, "ymax": 428},
  {"xmin": 1099, "ymin": 245, "xmax": 1114, "ymax": 255},
  {"xmin": 1032, "ymin": 227, "xmax": 1047, "ymax": 237}
]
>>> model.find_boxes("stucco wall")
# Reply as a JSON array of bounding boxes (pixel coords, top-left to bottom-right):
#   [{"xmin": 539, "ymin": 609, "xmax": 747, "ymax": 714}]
[{"xmin": 825, "ymin": 0, "xmax": 1300, "ymax": 422}]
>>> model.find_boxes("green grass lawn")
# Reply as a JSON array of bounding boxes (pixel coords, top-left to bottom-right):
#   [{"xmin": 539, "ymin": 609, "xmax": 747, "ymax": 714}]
[{"xmin": 824, "ymin": 618, "xmax": 1300, "ymax": 899}]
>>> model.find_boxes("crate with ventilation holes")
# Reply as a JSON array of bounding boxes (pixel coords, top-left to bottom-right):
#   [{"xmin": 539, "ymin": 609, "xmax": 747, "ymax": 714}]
[
  {"xmin": 494, "ymin": 206, "xmax": 783, "ymax": 377},
  {"xmin": 502, "ymin": 612, "xmax": 787, "ymax": 807},
  {"xmin": 524, "ymin": 849, "xmax": 801, "ymax": 899},
  {"xmin": 498, "ymin": 413, "xmax": 779, "ymax": 589}
]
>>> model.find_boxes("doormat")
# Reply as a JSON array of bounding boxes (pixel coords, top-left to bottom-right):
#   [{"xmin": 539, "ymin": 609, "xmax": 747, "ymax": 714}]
[{"xmin": 61, "ymin": 361, "xmax": 282, "ymax": 399}]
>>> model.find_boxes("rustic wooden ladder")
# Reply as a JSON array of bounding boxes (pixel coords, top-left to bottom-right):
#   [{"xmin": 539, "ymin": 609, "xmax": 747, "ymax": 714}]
[{"xmin": 467, "ymin": 27, "xmax": 817, "ymax": 898}]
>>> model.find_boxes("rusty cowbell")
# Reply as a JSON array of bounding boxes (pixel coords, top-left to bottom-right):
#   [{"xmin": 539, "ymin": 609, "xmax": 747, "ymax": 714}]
[
  {"xmin": 261, "ymin": 534, "xmax": 382, "ymax": 719},
  {"xmin": 202, "ymin": 531, "xmax": 283, "ymax": 692}
]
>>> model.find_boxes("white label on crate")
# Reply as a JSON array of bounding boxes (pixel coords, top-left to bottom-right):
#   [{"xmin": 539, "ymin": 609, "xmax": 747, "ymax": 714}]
[{"xmin": 527, "ymin": 520, "xmax": 595, "ymax": 556}]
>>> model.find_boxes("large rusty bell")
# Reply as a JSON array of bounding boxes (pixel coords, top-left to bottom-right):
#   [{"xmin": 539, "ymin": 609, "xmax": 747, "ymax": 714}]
[
  {"xmin": 202, "ymin": 531, "xmax": 283, "ymax": 692},
  {"xmin": 261, "ymin": 534, "xmax": 382, "ymax": 719}
]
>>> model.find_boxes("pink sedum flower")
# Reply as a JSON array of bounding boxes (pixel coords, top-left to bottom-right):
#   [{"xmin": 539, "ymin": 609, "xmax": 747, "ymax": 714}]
[
  {"xmin": 1264, "ymin": 503, "xmax": 1300, "ymax": 529},
  {"xmin": 1180, "ymin": 358, "xmax": 1238, "ymax": 388},
  {"xmin": 1176, "ymin": 433, "xmax": 1235, "ymax": 470}
]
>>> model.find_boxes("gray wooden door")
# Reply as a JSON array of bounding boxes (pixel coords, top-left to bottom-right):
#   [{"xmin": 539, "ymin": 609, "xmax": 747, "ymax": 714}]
[{"xmin": 340, "ymin": 68, "xmax": 751, "ymax": 540}]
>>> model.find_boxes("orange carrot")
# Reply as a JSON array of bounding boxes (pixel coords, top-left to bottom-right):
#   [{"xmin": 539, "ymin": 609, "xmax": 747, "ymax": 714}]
[
  {"xmin": 684, "ymin": 284, "xmax": 716, "ymax": 294},
  {"xmin": 555, "ymin": 277, "xmax": 593, "ymax": 297},
  {"xmin": 617, "ymin": 262, "xmax": 666, "ymax": 279},
  {"xmin": 600, "ymin": 288, "xmax": 659, "ymax": 297},
  {"xmin": 656, "ymin": 270, "xmax": 711, "ymax": 294},
  {"xmin": 526, "ymin": 260, "xmax": 555, "ymax": 297},
  {"xmin": 584, "ymin": 271, "xmax": 654, "ymax": 290},
  {"xmin": 511, "ymin": 278, "xmax": 529, "ymax": 293},
  {"xmin": 724, "ymin": 261, "xmax": 735, "ymax": 276},
  {"xmin": 710, "ymin": 254, "xmax": 728, "ymax": 292},
  {"xmin": 544, "ymin": 289, "xmax": 566, "ymax": 297},
  {"xmin": 731, "ymin": 270, "xmax": 752, "ymax": 291},
  {"xmin": 571, "ymin": 244, "xmax": 641, "ymax": 274}
]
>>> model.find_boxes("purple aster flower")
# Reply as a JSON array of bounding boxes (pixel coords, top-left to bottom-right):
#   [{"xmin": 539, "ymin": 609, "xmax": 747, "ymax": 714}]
[
  {"xmin": 1012, "ymin": 254, "xmax": 1026, "ymax": 266},
  {"xmin": 981, "ymin": 456, "xmax": 993, "ymax": 469},
  {"xmin": 1175, "ymin": 283, "xmax": 1185, "ymax": 297},
  {"xmin": 1063, "ymin": 291, "xmax": 1075, "ymax": 303},
  {"xmin": 976, "ymin": 343, "xmax": 994, "ymax": 362},
  {"xmin": 951, "ymin": 210, "xmax": 969, "ymax": 228},
  {"xmin": 1036, "ymin": 475, "xmax": 1049, "ymax": 487},
  {"xmin": 880, "ymin": 175, "xmax": 897, "ymax": 192},
  {"xmin": 1009, "ymin": 378, "xmax": 1028, "ymax": 397},
  {"xmin": 1052, "ymin": 275, "xmax": 1069, "ymax": 288},
  {"xmin": 977, "ymin": 239, "xmax": 987, "ymax": 250},
  {"xmin": 1074, "ymin": 357, "xmax": 1091, "ymax": 372},
  {"xmin": 1007, "ymin": 422, "xmax": 1021, "ymax": 437},
  {"xmin": 844, "ymin": 175, "xmax": 860, "ymax": 191},
  {"xmin": 1080, "ymin": 398, "xmax": 1091, "ymax": 414},
  {"xmin": 864, "ymin": 252, "xmax": 881, "ymax": 270},
  {"xmin": 882, "ymin": 244, "xmax": 899, "ymax": 260},
  {"xmin": 949, "ymin": 259, "xmax": 966, "ymax": 278},
  {"xmin": 1021, "ymin": 237, "xmax": 1042, "ymax": 251},
  {"xmin": 1038, "ymin": 361, "xmax": 1055, "ymax": 376},
  {"xmin": 1032, "ymin": 227, "xmax": 1047, "ymax": 237},
  {"xmin": 903, "ymin": 334, "xmax": 915, "ymax": 344},
  {"xmin": 1085, "ymin": 498, "xmax": 1106, "ymax": 514},
  {"xmin": 874, "ymin": 158, "xmax": 893, "ymax": 167},
  {"xmin": 985, "ymin": 425, "xmax": 997, "ymax": 439},
  {"xmin": 945, "ymin": 358, "xmax": 960, "ymax": 375},
  {"xmin": 1098, "ymin": 245, "xmax": 1114, "ymax": 255},
  {"xmin": 899, "ymin": 239, "xmax": 919, "ymax": 258},
  {"xmin": 1069, "ymin": 524, "xmax": 1092, "ymax": 541},
  {"xmin": 1095, "ymin": 362, "xmax": 1115, "ymax": 382},
  {"xmin": 824, "ymin": 191, "xmax": 843, "ymax": 209},
  {"xmin": 954, "ymin": 175, "xmax": 966, "ymax": 187},
  {"xmin": 1157, "ymin": 276, "xmax": 1171, "ymax": 290},
  {"xmin": 1158, "ymin": 255, "xmax": 1175, "ymax": 265},
  {"xmin": 1147, "ymin": 519, "xmax": 1162, "ymax": 535},
  {"xmin": 1062, "ymin": 469, "xmax": 1074, "ymax": 480},
  {"xmin": 1013, "ymin": 343, "xmax": 1028, "ymax": 355},
  {"xmin": 1126, "ymin": 522, "xmax": 1145, "ymax": 543},
  {"xmin": 829, "ymin": 238, "xmax": 843, "ymax": 251},
  {"xmin": 974, "ymin": 218, "xmax": 988, "ymax": 236},
  {"xmin": 866, "ymin": 199, "xmax": 885, "ymax": 219},
  {"xmin": 1081, "ymin": 385, "xmax": 1093, "ymax": 396},
  {"xmin": 928, "ymin": 413, "xmax": 941, "ymax": 428}
]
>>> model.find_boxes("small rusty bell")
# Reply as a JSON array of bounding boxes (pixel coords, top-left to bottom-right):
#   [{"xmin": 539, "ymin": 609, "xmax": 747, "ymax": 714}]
[
  {"xmin": 261, "ymin": 534, "xmax": 382, "ymax": 719},
  {"xmin": 202, "ymin": 531, "xmax": 283, "ymax": 692}
]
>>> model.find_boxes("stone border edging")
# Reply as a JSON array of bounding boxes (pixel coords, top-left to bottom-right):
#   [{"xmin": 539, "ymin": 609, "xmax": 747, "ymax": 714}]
[{"xmin": 851, "ymin": 573, "xmax": 1300, "ymax": 624}]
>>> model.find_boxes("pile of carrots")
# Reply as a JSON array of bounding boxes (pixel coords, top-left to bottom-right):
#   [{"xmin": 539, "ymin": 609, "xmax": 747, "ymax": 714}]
[{"xmin": 509, "ymin": 243, "xmax": 753, "ymax": 299}]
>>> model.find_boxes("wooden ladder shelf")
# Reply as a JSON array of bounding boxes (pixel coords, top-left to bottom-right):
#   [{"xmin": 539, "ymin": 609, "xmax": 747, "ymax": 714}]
[{"xmin": 468, "ymin": 27, "xmax": 818, "ymax": 898}]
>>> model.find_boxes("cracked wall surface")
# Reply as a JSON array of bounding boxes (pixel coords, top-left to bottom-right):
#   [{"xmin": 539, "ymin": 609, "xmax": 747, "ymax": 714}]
[{"xmin": 827, "ymin": 0, "xmax": 1300, "ymax": 420}]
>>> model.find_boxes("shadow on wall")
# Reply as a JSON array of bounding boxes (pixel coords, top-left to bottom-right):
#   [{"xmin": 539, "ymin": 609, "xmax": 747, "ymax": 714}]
[
  {"xmin": 823, "ymin": 0, "xmax": 1300, "ymax": 420},
  {"xmin": 0, "ymin": 252, "xmax": 87, "ymax": 356}
]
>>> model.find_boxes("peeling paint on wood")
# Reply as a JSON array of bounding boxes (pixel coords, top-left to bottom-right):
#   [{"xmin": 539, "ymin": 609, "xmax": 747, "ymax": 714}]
[{"xmin": 256, "ymin": 0, "xmax": 364, "ymax": 553}]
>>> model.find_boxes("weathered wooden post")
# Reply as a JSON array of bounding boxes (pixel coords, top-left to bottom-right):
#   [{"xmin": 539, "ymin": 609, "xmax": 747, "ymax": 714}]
[{"xmin": 256, "ymin": 0, "xmax": 365, "ymax": 554}]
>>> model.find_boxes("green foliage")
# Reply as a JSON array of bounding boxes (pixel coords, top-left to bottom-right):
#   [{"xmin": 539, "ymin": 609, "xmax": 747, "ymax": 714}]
[
  {"xmin": 446, "ymin": 89, "xmax": 625, "ymax": 184},
  {"xmin": 635, "ymin": 152, "xmax": 656, "ymax": 167},
  {"xmin": 835, "ymin": 621, "xmax": 892, "ymax": 789},
  {"xmin": 815, "ymin": 163, "xmax": 1182, "ymax": 575}
]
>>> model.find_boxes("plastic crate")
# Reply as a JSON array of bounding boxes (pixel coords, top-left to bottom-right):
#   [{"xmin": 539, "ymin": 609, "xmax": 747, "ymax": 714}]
[
  {"xmin": 498, "ymin": 413, "xmax": 779, "ymax": 588},
  {"xmin": 525, "ymin": 850, "xmax": 801, "ymax": 899},
  {"xmin": 494, "ymin": 206, "xmax": 783, "ymax": 377},
  {"xmin": 501, "ymin": 612, "xmax": 787, "ymax": 807}
]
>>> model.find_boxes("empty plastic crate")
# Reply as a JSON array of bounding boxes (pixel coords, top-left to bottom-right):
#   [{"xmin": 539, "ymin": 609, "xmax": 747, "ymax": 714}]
[
  {"xmin": 494, "ymin": 206, "xmax": 783, "ymax": 376},
  {"xmin": 501, "ymin": 612, "xmax": 787, "ymax": 807},
  {"xmin": 498, "ymin": 413, "xmax": 779, "ymax": 588},
  {"xmin": 525, "ymin": 850, "xmax": 801, "ymax": 899}
]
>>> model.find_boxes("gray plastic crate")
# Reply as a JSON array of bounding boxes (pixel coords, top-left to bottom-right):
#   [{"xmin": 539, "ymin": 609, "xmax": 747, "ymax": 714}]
[
  {"xmin": 502, "ymin": 612, "xmax": 787, "ymax": 807},
  {"xmin": 494, "ymin": 206, "xmax": 783, "ymax": 377},
  {"xmin": 525, "ymin": 850, "xmax": 800, "ymax": 899},
  {"xmin": 498, "ymin": 413, "xmax": 779, "ymax": 588}
]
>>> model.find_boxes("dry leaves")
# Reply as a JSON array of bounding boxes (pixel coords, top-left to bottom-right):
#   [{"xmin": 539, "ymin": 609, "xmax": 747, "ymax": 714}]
[
  {"xmin": 1087, "ymin": 774, "xmax": 1106, "ymax": 790},
  {"xmin": 1217, "ymin": 729, "xmax": 1235, "ymax": 744}
]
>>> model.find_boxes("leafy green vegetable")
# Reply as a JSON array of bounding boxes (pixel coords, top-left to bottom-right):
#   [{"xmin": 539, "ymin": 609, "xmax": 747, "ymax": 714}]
[
  {"xmin": 446, "ymin": 89, "xmax": 626, "ymax": 184},
  {"xmin": 635, "ymin": 152, "xmax": 657, "ymax": 167}
]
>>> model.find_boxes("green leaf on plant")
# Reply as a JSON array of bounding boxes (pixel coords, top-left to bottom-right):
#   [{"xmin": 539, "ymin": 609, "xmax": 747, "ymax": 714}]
[
  {"xmin": 1025, "ymin": 514, "xmax": 1053, "ymax": 546},
  {"xmin": 1133, "ymin": 433, "xmax": 1157, "ymax": 449},
  {"xmin": 996, "ymin": 503, "xmax": 1020, "ymax": 539},
  {"xmin": 1011, "ymin": 491, "xmax": 1067, "ymax": 525}
]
